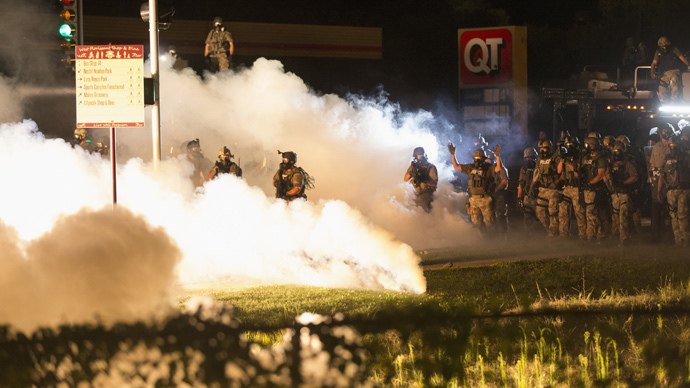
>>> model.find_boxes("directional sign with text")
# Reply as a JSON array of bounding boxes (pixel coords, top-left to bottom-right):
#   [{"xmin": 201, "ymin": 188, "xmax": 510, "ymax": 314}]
[{"xmin": 76, "ymin": 45, "xmax": 145, "ymax": 128}]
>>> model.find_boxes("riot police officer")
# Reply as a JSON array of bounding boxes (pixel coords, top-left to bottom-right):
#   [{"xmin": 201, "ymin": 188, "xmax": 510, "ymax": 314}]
[
  {"xmin": 609, "ymin": 141, "xmax": 638, "ymax": 245},
  {"xmin": 558, "ymin": 136, "xmax": 586, "ymax": 239},
  {"xmin": 273, "ymin": 151, "xmax": 313, "ymax": 202},
  {"xmin": 204, "ymin": 17, "xmax": 234, "ymax": 71},
  {"xmin": 580, "ymin": 137, "xmax": 608, "ymax": 242},
  {"xmin": 658, "ymin": 136, "xmax": 690, "ymax": 246},
  {"xmin": 207, "ymin": 146, "xmax": 242, "ymax": 180},
  {"xmin": 532, "ymin": 139, "xmax": 561, "ymax": 237},
  {"xmin": 449, "ymin": 143, "xmax": 497, "ymax": 232},
  {"xmin": 404, "ymin": 147, "xmax": 438, "ymax": 212},
  {"xmin": 517, "ymin": 147, "xmax": 539, "ymax": 234}
]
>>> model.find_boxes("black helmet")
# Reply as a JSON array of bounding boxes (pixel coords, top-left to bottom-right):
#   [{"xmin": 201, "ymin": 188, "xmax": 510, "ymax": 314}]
[
  {"xmin": 413, "ymin": 147, "xmax": 425, "ymax": 157},
  {"xmin": 187, "ymin": 138, "xmax": 200, "ymax": 151},
  {"xmin": 280, "ymin": 150, "xmax": 297, "ymax": 163}
]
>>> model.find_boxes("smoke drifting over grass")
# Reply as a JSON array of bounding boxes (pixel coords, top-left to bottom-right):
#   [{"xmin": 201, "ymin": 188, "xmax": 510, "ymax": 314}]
[{"xmin": 0, "ymin": 55, "xmax": 490, "ymax": 329}]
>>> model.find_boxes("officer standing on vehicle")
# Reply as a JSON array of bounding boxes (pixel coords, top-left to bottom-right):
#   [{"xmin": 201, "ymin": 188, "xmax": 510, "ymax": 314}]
[
  {"xmin": 204, "ymin": 17, "xmax": 234, "ymax": 72},
  {"xmin": 609, "ymin": 141, "xmax": 638, "ymax": 246},
  {"xmin": 532, "ymin": 139, "xmax": 561, "ymax": 237},
  {"xmin": 580, "ymin": 137, "xmax": 608, "ymax": 242},
  {"xmin": 449, "ymin": 143, "xmax": 497, "ymax": 233},
  {"xmin": 650, "ymin": 37, "xmax": 690, "ymax": 103},
  {"xmin": 207, "ymin": 146, "xmax": 242, "ymax": 181},
  {"xmin": 273, "ymin": 151, "xmax": 313, "ymax": 202},
  {"xmin": 517, "ymin": 147, "xmax": 539, "ymax": 234},
  {"xmin": 404, "ymin": 147, "xmax": 438, "ymax": 212},
  {"xmin": 658, "ymin": 136, "xmax": 690, "ymax": 247},
  {"xmin": 558, "ymin": 136, "xmax": 587, "ymax": 240}
]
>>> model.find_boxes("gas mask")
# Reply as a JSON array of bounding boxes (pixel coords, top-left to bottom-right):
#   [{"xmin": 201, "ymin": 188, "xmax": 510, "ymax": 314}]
[
  {"xmin": 660, "ymin": 131, "xmax": 670, "ymax": 140},
  {"xmin": 280, "ymin": 162, "xmax": 293, "ymax": 170},
  {"xmin": 215, "ymin": 24, "xmax": 222, "ymax": 32},
  {"xmin": 473, "ymin": 158, "xmax": 483, "ymax": 168},
  {"xmin": 539, "ymin": 149, "xmax": 550, "ymax": 158},
  {"xmin": 660, "ymin": 45, "xmax": 669, "ymax": 54},
  {"xmin": 612, "ymin": 151, "xmax": 622, "ymax": 161}
]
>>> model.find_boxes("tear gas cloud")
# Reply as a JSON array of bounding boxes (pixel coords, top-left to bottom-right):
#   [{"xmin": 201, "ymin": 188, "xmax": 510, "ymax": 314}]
[{"xmin": 0, "ymin": 57, "xmax": 488, "ymax": 330}]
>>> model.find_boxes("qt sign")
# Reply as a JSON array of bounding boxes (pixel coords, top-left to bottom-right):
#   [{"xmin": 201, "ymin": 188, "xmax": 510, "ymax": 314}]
[{"xmin": 459, "ymin": 28, "xmax": 513, "ymax": 85}]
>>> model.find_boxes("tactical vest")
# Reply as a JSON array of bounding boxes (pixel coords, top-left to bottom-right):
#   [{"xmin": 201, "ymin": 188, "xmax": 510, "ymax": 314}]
[
  {"xmin": 216, "ymin": 160, "xmax": 242, "ymax": 176},
  {"xmin": 279, "ymin": 167, "xmax": 306, "ymax": 198},
  {"xmin": 611, "ymin": 156, "xmax": 633, "ymax": 192},
  {"xmin": 581, "ymin": 154, "xmax": 605, "ymax": 189},
  {"xmin": 562, "ymin": 155, "xmax": 580, "ymax": 187},
  {"xmin": 468, "ymin": 164, "xmax": 490, "ymax": 196},
  {"xmin": 536, "ymin": 155, "xmax": 558, "ymax": 188},
  {"xmin": 410, "ymin": 162, "xmax": 435, "ymax": 191},
  {"xmin": 520, "ymin": 165, "xmax": 535, "ymax": 193},
  {"xmin": 662, "ymin": 154, "xmax": 690, "ymax": 189},
  {"xmin": 207, "ymin": 30, "xmax": 232, "ymax": 55},
  {"xmin": 658, "ymin": 49, "xmax": 684, "ymax": 73}
]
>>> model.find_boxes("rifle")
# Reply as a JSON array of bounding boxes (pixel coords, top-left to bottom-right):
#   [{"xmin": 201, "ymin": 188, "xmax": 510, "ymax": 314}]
[
  {"xmin": 409, "ymin": 162, "xmax": 427, "ymax": 188},
  {"xmin": 275, "ymin": 168, "xmax": 289, "ymax": 199}
]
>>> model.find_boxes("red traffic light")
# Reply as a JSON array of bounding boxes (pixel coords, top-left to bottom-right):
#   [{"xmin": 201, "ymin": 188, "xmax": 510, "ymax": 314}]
[{"xmin": 59, "ymin": 0, "xmax": 75, "ymax": 6}]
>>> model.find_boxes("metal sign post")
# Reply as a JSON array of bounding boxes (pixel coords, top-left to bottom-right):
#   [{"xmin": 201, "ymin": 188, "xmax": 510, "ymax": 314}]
[{"xmin": 75, "ymin": 45, "xmax": 145, "ymax": 206}]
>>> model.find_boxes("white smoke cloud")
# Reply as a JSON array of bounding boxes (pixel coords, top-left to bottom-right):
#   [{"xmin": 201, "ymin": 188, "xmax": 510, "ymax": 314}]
[{"xmin": 0, "ymin": 56, "xmax": 492, "ymax": 329}]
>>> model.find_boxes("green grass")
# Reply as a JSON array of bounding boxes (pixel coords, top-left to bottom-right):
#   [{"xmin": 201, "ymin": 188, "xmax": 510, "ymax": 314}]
[{"xmin": 180, "ymin": 244, "xmax": 690, "ymax": 387}]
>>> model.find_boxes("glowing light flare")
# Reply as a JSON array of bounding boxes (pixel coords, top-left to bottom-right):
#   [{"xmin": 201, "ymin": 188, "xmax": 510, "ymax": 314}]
[{"xmin": 59, "ymin": 23, "xmax": 75, "ymax": 37}]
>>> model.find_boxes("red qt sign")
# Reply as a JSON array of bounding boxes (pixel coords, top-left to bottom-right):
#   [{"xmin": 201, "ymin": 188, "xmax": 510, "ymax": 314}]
[{"xmin": 459, "ymin": 28, "xmax": 513, "ymax": 85}]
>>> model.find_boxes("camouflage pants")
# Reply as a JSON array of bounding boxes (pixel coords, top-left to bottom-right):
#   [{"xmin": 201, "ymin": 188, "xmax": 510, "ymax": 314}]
[
  {"xmin": 522, "ymin": 195, "xmax": 539, "ymax": 233},
  {"xmin": 209, "ymin": 54, "xmax": 231, "ymax": 71},
  {"xmin": 667, "ymin": 189, "xmax": 690, "ymax": 245},
  {"xmin": 583, "ymin": 189, "xmax": 604, "ymax": 241},
  {"xmin": 536, "ymin": 187, "xmax": 560, "ymax": 237},
  {"xmin": 469, "ymin": 195, "xmax": 495, "ymax": 232},
  {"xmin": 414, "ymin": 190, "xmax": 434, "ymax": 213},
  {"xmin": 559, "ymin": 186, "xmax": 586, "ymax": 239},
  {"xmin": 658, "ymin": 69, "xmax": 683, "ymax": 103},
  {"xmin": 611, "ymin": 193, "xmax": 632, "ymax": 243}
]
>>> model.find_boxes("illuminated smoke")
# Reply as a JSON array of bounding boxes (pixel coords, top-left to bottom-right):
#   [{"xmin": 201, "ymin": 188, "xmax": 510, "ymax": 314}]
[{"xmin": 0, "ymin": 55, "xmax": 493, "ymax": 329}]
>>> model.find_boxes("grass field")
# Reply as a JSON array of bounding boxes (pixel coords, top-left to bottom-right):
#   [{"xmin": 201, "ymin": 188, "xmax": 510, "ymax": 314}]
[{"xmin": 189, "ymin": 241, "xmax": 690, "ymax": 387}]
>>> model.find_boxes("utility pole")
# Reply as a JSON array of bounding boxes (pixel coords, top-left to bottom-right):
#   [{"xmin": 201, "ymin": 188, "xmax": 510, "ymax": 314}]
[{"xmin": 149, "ymin": 0, "xmax": 162, "ymax": 171}]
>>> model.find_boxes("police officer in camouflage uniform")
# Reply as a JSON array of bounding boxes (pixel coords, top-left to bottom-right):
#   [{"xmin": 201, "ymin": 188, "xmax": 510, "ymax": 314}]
[
  {"xmin": 517, "ymin": 147, "xmax": 539, "ymax": 234},
  {"xmin": 651, "ymin": 37, "xmax": 690, "ymax": 103},
  {"xmin": 273, "ymin": 151, "xmax": 313, "ymax": 202},
  {"xmin": 186, "ymin": 139, "xmax": 213, "ymax": 187},
  {"xmin": 558, "ymin": 136, "xmax": 587, "ymax": 239},
  {"xmin": 532, "ymin": 139, "xmax": 561, "ymax": 237},
  {"xmin": 658, "ymin": 136, "xmax": 690, "ymax": 246},
  {"xmin": 449, "ymin": 143, "xmax": 497, "ymax": 232},
  {"xmin": 649, "ymin": 124, "xmax": 673, "ymax": 240},
  {"xmin": 609, "ymin": 141, "xmax": 638, "ymax": 245},
  {"xmin": 580, "ymin": 137, "xmax": 608, "ymax": 242},
  {"xmin": 404, "ymin": 147, "xmax": 438, "ymax": 212},
  {"xmin": 207, "ymin": 146, "xmax": 242, "ymax": 181},
  {"xmin": 204, "ymin": 17, "xmax": 234, "ymax": 72}
]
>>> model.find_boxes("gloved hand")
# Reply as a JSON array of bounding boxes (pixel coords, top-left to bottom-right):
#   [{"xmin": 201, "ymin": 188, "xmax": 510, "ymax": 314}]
[
  {"xmin": 448, "ymin": 142, "xmax": 456, "ymax": 155},
  {"xmin": 493, "ymin": 144, "xmax": 501, "ymax": 157}
]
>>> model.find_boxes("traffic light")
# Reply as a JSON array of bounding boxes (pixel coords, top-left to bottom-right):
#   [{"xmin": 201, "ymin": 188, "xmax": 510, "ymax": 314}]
[{"xmin": 58, "ymin": 0, "xmax": 77, "ymax": 67}]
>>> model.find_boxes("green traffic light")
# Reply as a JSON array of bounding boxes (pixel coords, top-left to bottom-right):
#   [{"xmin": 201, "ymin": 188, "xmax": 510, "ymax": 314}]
[{"xmin": 59, "ymin": 23, "xmax": 74, "ymax": 37}]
